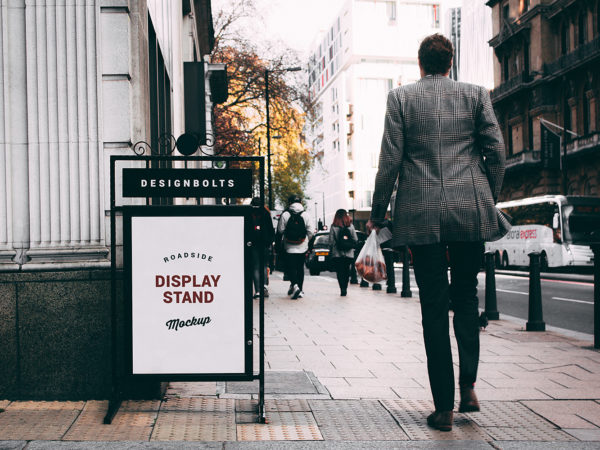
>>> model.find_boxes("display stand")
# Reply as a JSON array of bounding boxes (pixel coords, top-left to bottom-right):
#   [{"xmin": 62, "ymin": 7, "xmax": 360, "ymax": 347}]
[{"xmin": 104, "ymin": 155, "xmax": 267, "ymax": 424}]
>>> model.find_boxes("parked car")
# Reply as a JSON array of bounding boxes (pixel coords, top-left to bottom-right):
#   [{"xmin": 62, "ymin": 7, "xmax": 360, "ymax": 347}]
[
  {"xmin": 305, "ymin": 231, "xmax": 331, "ymax": 275},
  {"xmin": 306, "ymin": 229, "xmax": 368, "ymax": 276}
]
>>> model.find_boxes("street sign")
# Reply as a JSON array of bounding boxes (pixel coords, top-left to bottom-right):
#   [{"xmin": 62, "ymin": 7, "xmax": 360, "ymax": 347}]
[
  {"xmin": 540, "ymin": 122, "xmax": 561, "ymax": 170},
  {"xmin": 122, "ymin": 168, "xmax": 253, "ymax": 198}
]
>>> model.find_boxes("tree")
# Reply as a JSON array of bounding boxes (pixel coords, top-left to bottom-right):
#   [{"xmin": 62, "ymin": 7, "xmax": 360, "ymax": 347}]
[{"xmin": 211, "ymin": 0, "xmax": 313, "ymax": 208}]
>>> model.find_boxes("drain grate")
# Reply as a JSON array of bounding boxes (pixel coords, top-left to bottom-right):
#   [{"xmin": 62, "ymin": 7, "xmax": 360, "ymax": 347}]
[
  {"xmin": 63, "ymin": 400, "xmax": 159, "ymax": 441},
  {"xmin": 308, "ymin": 399, "xmax": 409, "ymax": 441},
  {"xmin": 237, "ymin": 411, "xmax": 323, "ymax": 441},
  {"xmin": 381, "ymin": 399, "xmax": 491, "ymax": 441},
  {"xmin": 0, "ymin": 401, "xmax": 82, "ymax": 441},
  {"xmin": 236, "ymin": 399, "xmax": 312, "ymax": 413}
]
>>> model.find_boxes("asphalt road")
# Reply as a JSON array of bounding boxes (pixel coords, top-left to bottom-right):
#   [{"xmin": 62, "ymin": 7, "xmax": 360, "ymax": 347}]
[
  {"xmin": 476, "ymin": 271, "xmax": 595, "ymax": 335},
  {"xmin": 309, "ymin": 266, "xmax": 596, "ymax": 336}
]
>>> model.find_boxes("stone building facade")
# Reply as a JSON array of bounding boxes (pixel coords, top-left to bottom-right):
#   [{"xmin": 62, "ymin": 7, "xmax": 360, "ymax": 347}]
[
  {"xmin": 0, "ymin": 0, "xmax": 219, "ymax": 399},
  {"xmin": 486, "ymin": 0, "xmax": 600, "ymax": 201}
]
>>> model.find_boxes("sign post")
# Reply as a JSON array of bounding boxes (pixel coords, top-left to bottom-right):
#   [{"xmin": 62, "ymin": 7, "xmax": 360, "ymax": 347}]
[{"xmin": 106, "ymin": 155, "xmax": 267, "ymax": 424}]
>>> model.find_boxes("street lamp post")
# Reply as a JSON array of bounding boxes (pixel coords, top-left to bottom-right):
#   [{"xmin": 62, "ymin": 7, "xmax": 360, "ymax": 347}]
[{"xmin": 265, "ymin": 66, "xmax": 301, "ymax": 210}]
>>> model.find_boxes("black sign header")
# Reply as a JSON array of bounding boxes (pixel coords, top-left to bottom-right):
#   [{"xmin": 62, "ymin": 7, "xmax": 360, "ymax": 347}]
[
  {"xmin": 122, "ymin": 168, "xmax": 253, "ymax": 198},
  {"xmin": 540, "ymin": 122, "xmax": 561, "ymax": 170}
]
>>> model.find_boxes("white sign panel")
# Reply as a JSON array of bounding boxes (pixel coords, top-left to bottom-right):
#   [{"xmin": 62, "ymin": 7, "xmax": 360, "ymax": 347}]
[{"xmin": 130, "ymin": 215, "xmax": 247, "ymax": 375}]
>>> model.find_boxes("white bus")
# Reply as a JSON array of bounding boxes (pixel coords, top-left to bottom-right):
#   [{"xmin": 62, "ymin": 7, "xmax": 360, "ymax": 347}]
[{"xmin": 485, "ymin": 195, "xmax": 600, "ymax": 270}]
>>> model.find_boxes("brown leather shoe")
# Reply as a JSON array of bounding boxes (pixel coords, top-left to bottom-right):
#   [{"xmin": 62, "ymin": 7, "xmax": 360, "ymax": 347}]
[
  {"xmin": 459, "ymin": 385, "xmax": 480, "ymax": 413},
  {"xmin": 426, "ymin": 410, "xmax": 453, "ymax": 431}
]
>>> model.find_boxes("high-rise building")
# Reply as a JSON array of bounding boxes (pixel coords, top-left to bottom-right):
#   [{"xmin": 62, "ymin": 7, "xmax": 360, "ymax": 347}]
[
  {"xmin": 446, "ymin": 7, "xmax": 461, "ymax": 81},
  {"xmin": 459, "ymin": 0, "xmax": 494, "ymax": 89},
  {"xmin": 306, "ymin": 0, "xmax": 457, "ymax": 229}
]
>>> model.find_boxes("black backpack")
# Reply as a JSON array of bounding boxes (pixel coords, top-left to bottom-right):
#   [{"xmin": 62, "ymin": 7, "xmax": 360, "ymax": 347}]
[
  {"xmin": 336, "ymin": 226, "xmax": 355, "ymax": 251},
  {"xmin": 284, "ymin": 211, "xmax": 307, "ymax": 244}
]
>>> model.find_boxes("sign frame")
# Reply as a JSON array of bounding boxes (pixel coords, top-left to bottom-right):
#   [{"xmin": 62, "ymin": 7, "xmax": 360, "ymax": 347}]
[
  {"xmin": 106, "ymin": 155, "xmax": 267, "ymax": 425},
  {"xmin": 123, "ymin": 205, "xmax": 254, "ymax": 381}
]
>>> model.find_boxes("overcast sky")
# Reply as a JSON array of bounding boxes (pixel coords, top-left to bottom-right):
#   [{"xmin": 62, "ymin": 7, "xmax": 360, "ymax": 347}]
[{"xmin": 212, "ymin": 0, "xmax": 346, "ymax": 56}]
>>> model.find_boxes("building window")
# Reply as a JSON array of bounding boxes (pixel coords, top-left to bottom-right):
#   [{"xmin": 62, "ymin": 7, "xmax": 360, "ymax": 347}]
[
  {"xmin": 519, "ymin": 0, "xmax": 529, "ymax": 14},
  {"xmin": 528, "ymin": 116, "xmax": 533, "ymax": 150},
  {"xmin": 578, "ymin": 12, "xmax": 587, "ymax": 46},
  {"xmin": 364, "ymin": 191, "xmax": 373, "ymax": 208},
  {"xmin": 502, "ymin": 3, "xmax": 510, "ymax": 27},
  {"xmin": 387, "ymin": 1, "xmax": 397, "ymax": 22},
  {"xmin": 583, "ymin": 94, "xmax": 591, "ymax": 135},
  {"xmin": 503, "ymin": 56, "xmax": 510, "ymax": 81},
  {"xmin": 348, "ymin": 171, "xmax": 354, "ymax": 180},
  {"xmin": 348, "ymin": 190, "xmax": 354, "ymax": 199},
  {"xmin": 523, "ymin": 42, "xmax": 530, "ymax": 76},
  {"xmin": 431, "ymin": 4, "xmax": 440, "ymax": 28},
  {"xmin": 561, "ymin": 22, "xmax": 570, "ymax": 55},
  {"xmin": 507, "ymin": 125, "xmax": 514, "ymax": 156}
]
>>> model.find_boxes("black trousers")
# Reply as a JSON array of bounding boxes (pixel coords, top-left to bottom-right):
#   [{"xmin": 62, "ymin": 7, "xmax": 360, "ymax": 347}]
[
  {"xmin": 286, "ymin": 252, "xmax": 306, "ymax": 290},
  {"xmin": 410, "ymin": 241, "xmax": 483, "ymax": 412},
  {"xmin": 333, "ymin": 257, "xmax": 353, "ymax": 292}
]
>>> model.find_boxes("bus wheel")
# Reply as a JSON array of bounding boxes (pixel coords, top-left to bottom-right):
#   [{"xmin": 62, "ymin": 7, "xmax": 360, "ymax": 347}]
[
  {"xmin": 540, "ymin": 252, "xmax": 549, "ymax": 272},
  {"xmin": 502, "ymin": 253, "xmax": 509, "ymax": 269}
]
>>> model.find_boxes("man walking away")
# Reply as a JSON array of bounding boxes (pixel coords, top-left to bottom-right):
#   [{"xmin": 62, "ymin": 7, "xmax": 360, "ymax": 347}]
[
  {"xmin": 277, "ymin": 195, "xmax": 313, "ymax": 299},
  {"xmin": 368, "ymin": 34, "xmax": 510, "ymax": 431}
]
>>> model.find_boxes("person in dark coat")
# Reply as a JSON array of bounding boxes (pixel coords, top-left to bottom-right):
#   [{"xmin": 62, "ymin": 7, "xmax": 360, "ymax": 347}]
[
  {"xmin": 250, "ymin": 197, "xmax": 275, "ymax": 299},
  {"xmin": 368, "ymin": 34, "xmax": 510, "ymax": 431},
  {"xmin": 329, "ymin": 209, "xmax": 358, "ymax": 296}
]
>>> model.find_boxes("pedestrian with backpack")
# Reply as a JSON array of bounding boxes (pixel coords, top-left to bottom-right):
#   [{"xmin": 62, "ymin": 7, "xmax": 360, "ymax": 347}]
[
  {"xmin": 329, "ymin": 209, "xmax": 358, "ymax": 296},
  {"xmin": 276, "ymin": 195, "xmax": 313, "ymax": 299}
]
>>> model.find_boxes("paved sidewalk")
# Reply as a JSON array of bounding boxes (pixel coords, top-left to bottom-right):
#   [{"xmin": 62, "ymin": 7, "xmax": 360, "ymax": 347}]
[{"xmin": 1, "ymin": 271, "xmax": 600, "ymax": 448}]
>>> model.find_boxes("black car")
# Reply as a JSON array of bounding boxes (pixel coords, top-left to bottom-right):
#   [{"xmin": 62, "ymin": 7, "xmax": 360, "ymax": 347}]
[{"xmin": 306, "ymin": 230, "xmax": 368, "ymax": 276}]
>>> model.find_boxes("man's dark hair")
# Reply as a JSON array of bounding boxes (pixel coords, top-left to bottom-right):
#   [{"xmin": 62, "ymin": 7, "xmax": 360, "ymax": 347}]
[{"xmin": 418, "ymin": 33, "xmax": 454, "ymax": 75}]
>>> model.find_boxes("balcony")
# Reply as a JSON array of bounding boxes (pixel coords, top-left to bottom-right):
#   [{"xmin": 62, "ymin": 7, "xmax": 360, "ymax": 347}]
[
  {"xmin": 490, "ymin": 71, "xmax": 532, "ymax": 102},
  {"xmin": 566, "ymin": 132, "xmax": 600, "ymax": 156},
  {"xmin": 543, "ymin": 37, "xmax": 600, "ymax": 80},
  {"xmin": 505, "ymin": 149, "xmax": 541, "ymax": 171}
]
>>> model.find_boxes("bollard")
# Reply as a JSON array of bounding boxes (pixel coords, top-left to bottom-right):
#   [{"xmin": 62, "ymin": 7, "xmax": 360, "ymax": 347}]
[
  {"xmin": 484, "ymin": 252, "xmax": 500, "ymax": 320},
  {"xmin": 401, "ymin": 246, "xmax": 412, "ymax": 298},
  {"xmin": 526, "ymin": 252, "xmax": 546, "ymax": 331},
  {"xmin": 593, "ymin": 245, "xmax": 600, "ymax": 349}
]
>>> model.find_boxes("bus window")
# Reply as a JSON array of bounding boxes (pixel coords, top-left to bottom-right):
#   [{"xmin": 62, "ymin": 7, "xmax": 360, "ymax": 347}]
[
  {"xmin": 502, "ymin": 202, "xmax": 559, "ymax": 228},
  {"xmin": 566, "ymin": 204, "xmax": 600, "ymax": 245}
]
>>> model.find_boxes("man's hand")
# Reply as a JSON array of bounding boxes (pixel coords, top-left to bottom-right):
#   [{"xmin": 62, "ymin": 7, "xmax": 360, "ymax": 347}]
[{"xmin": 366, "ymin": 220, "xmax": 380, "ymax": 234}]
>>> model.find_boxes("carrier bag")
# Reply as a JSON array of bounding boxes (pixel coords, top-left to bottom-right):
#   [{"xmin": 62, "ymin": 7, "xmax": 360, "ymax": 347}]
[{"xmin": 354, "ymin": 230, "xmax": 387, "ymax": 283}]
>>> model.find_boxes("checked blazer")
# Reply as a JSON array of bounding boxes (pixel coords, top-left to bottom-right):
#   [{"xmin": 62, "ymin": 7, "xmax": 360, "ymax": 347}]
[{"xmin": 370, "ymin": 74, "xmax": 510, "ymax": 247}]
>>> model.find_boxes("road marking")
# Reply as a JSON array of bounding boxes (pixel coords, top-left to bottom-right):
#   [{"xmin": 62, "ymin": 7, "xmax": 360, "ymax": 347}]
[
  {"xmin": 551, "ymin": 297, "xmax": 593, "ymax": 305},
  {"xmin": 497, "ymin": 288, "xmax": 528, "ymax": 295}
]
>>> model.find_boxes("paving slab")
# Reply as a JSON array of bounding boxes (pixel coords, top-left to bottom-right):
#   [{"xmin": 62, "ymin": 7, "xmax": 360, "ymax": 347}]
[
  {"xmin": 309, "ymin": 399, "xmax": 408, "ymax": 441},
  {"xmin": 27, "ymin": 443, "xmax": 222, "ymax": 449},
  {"xmin": 224, "ymin": 441, "xmax": 492, "ymax": 449},
  {"xmin": 236, "ymin": 411, "xmax": 323, "ymax": 441},
  {"xmin": 0, "ymin": 442, "xmax": 26, "ymax": 450},
  {"xmin": 0, "ymin": 401, "xmax": 83, "ymax": 441},
  {"xmin": 225, "ymin": 371, "xmax": 322, "ymax": 395},
  {"xmin": 382, "ymin": 399, "xmax": 491, "ymax": 441},
  {"xmin": 63, "ymin": 401, "xmax": 159, "ymax": 442},
  {"xmin": 522, "ymin": 400, "xmax": 600, "ymax": 429},
  {"xmin": 494, "ymin": 442, "xmax": 600, "ymax": 449}
]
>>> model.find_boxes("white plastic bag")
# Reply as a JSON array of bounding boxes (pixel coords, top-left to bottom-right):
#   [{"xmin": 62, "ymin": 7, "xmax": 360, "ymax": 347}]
[{"xmin": 354, "ymin": 230, "xmax": 387, "ymax": 283}]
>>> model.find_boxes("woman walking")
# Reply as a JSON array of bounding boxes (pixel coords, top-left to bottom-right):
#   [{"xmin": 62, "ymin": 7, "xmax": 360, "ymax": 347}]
[{"xmin": 329, "ymin": 209, "xmax": 358, "ymax": 296}]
